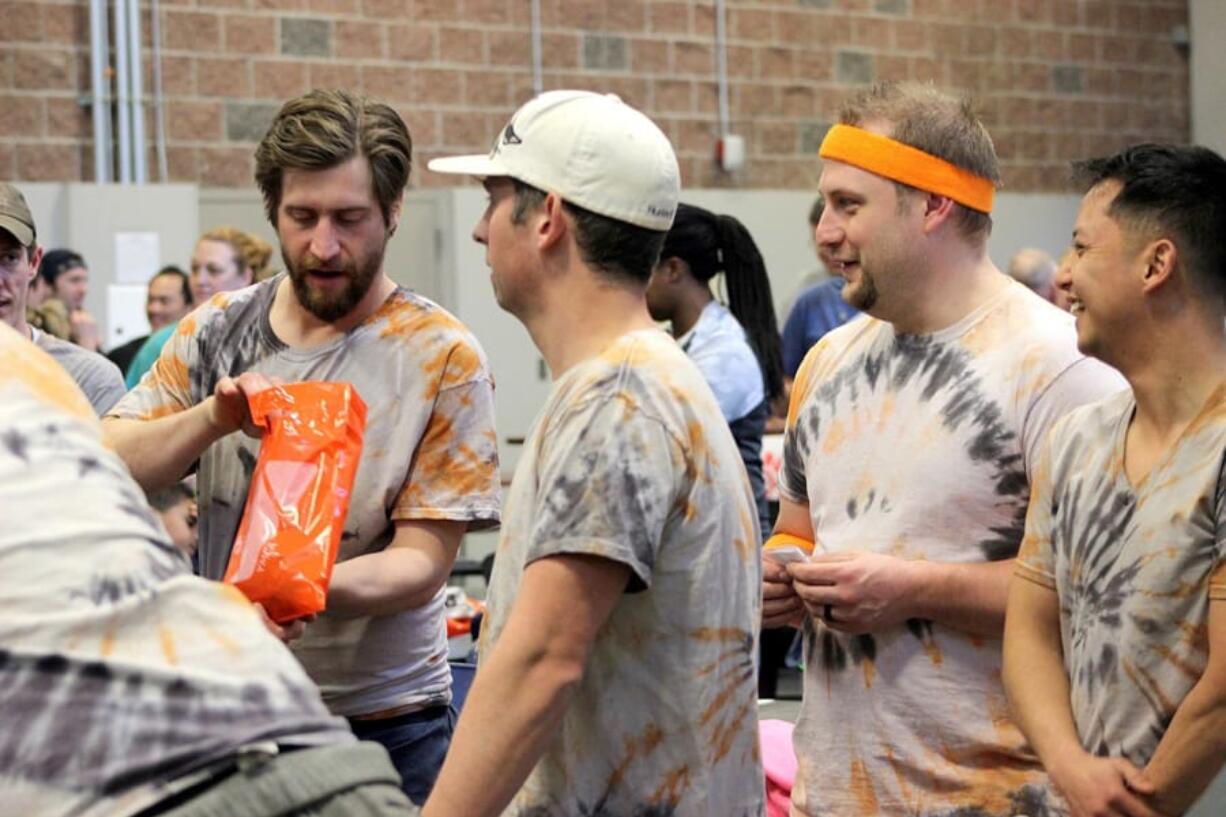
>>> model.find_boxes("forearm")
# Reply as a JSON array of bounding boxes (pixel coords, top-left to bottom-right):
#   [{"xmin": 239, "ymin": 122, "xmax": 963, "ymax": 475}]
[
  {"xmin": 1142, "ymin": 671, "xmax": 1226, "ymax": 814},
  {"xmin": 908, "ymin": 558, "xmax": 1014, "ymax": 635},
  {"xmin": 101, "ymin": 402, "xmax": 225, "ymax": 492},
  {"xmin": 1002, "ymin": 583, "xmax": 1084, "ymax": 773},
  {"xmin": 421, "ymin": 636, "xmax": 583, "ymax": 817},
  {"xmin": 327, "ymin": 548, "xmax": 450, "ymax": 616}
]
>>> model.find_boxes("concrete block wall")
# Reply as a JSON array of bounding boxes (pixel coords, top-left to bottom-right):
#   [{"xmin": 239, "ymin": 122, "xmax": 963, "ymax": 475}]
[{"xmin": 1, "ymin": 0, "xmax": 1191, "ymax": 192}]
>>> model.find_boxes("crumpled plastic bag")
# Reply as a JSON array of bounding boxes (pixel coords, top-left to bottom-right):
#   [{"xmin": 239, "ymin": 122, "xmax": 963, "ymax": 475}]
[{"xmin": 223, "ymin": 381, "xmax": 366, "ymax": 623}]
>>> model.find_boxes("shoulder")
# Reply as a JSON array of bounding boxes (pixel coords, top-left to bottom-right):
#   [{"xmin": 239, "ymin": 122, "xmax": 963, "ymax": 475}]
[
  {"xmin": 1047, "ymin": 388, "xmax": 1131, "ymax": 455},
  {"xmin": 368, "ymin": 289, "xmax": 493, "ymax": 388}
]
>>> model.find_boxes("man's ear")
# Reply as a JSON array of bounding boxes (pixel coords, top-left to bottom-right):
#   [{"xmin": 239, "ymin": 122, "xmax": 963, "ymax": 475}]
[
  {"xmin": 1140, "ymin": 238, "xmax": 1177, "ymax": 294},
  {"xmin": 386, "ymin": 196, "xmax": 403, "ymax": 237},
  {"xmin": 921, "ymin": 193, "xmax": 957, "ymax": 235},
  {"xmin": 655, "ymin": 256, "xmax": 685, "ymax": 284},
  {"xmin": 538, "ymin": 192, "xmax": 567, "ymax": 251}
]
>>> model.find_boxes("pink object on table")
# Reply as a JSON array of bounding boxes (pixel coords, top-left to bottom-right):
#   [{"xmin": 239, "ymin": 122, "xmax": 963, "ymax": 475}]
[{"xmin": 760, "ymin": 718, "xmax": 797, "ymax": 817}]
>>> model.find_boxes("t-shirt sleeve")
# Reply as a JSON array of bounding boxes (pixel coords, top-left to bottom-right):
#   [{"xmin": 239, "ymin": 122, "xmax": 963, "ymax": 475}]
[
  {"xmin": 1020, "ymin": 356, "xmax": 1125, "ymax": 483},
  {"xmin": 79, "ymin": 354, "xmax": 127, "ymax": 416},
  {"xmin": 522, "ymin": 394, "xmax": 680, "ymax": 591},
  {"xmin": 392, "ymin": 342, "xmax": 501, "ymax": 528},
  {"xmin": 106, "ymin": 318, "xmax": 199, "ymax": 421},
  {"xmin": 778, "ymin": 341, "xmax": 822, "ymax": 504},
  {"xmin": 1212, "ymin": 453, "xmax": 1226, "ymax": 601},
  {"xmin": 1015, "ymin": 429, "xmax": 1059, "ymax": 589}
]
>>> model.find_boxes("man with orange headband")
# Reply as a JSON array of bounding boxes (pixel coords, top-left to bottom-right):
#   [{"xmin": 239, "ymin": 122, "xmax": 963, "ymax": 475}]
[{"xmin": 762, "ymin": 82, "xmax": 1124, "ymax": 814}]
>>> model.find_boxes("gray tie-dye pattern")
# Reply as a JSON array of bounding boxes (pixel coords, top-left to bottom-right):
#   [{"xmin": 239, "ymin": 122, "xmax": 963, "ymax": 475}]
[
  {"xmin": 1018, "ymin": 388, "xmax": 1226, "ymax": 768},
  {"xmin": 109, "ymin": 274, "xmax": 502, "ymax": 717},
  {"xmin": 780, "ymin": 285, "xmax": 1122, "ymax": 815},
  {"xmin": 0, "ymin": 352, "xmax": 350, "ymax": 817},
  {"xmin": 485, "ymin": 330, "xmax": 763, "ymax": 817}
]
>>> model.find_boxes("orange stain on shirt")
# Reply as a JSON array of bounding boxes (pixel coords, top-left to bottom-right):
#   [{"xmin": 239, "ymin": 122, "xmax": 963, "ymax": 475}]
[
  {"xmin": 158, "ymin": 625, "xmax": 179, "ymax": 665},
  {"xmin": 146, "ymin": 351, "xmax": 191, "ymax": 398},
  {"xmin": 650, "ymin": 764, "xmax": 692, "ymax": 806},
  {"xmin": 849, "ymin": 758, "xmax": 881, "ymax": 814}
]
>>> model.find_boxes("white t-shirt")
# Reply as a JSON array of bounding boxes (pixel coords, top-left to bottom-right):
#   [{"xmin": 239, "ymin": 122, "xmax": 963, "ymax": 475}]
[{"xmin": 780, "ymin": 281, "xmax": 1125, "ymax": 816}]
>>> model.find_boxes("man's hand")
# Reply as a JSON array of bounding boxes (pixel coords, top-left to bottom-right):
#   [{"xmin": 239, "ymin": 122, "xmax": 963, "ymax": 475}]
[
  {"xmin": 253, "ymin": 603, "xmax": 309, "ymax": 643},
  {"xmin": 762, "ymin": 558, "xmax": 805, "ymax": 629},
  {"xmin": 207, "ymin": 372, "xmax": 278, "ymax": 437},
  {"xmin": 70, "ymin": 309, "xmax": 101, "ymax": 351},
  {"xmin": 787, "ymin": 550, "xmax": 920, "ymax": 635},
  {"xmin": 1051, "ymin": 750, "xmax": 1163, "ymax": 817}
]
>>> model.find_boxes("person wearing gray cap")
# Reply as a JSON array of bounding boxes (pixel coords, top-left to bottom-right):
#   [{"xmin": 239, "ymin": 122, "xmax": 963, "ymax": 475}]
[
  {"xmin": 0, "ymin": 181, "xmax": 125, "ymax": 415},
  {"xmin": 424, "ymin": 91, "xmax": 764, "ymax": 817}
]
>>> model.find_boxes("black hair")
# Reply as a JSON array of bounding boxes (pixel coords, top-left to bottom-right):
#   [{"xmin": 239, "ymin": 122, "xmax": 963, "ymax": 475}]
[
  {"xmin": 1074, "ymin": 143, "xmax": 1226, "ymax": 300},
  {"xmin": 39, "ymin": 249, "xmax": 85, "ymax": 286},
  {"xmin": 153, "ymin": 264, "xmax": 194, "ymax": 306},
  {"xmin": 146, "ymin": 482, "xmax": 194, "ymax": 512},
  {"xmin": 659, "ymin": 203, "xmax": 784, "ymax": 401},
  {"xmin": 511, "ymin": 179, "xmax": 667, "ymax": 287}
]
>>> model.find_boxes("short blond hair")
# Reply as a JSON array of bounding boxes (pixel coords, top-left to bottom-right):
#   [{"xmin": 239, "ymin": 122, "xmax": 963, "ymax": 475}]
[
  {"xmin": 200, "ymin": 226, "xmax": 274, "ymax": 282},
  {"xmin": 254, "ymin": 89, "xmax": 412, "ymax": 228},
  {"xmin": 839, "ymin": 82, "xmax": 1000, "ymax": 242}
]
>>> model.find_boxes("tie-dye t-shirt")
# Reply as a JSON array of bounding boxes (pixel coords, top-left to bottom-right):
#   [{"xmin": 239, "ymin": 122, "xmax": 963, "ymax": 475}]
[
  {"xmin": 484, "ymin": 328, "xmax": 765, "ymax": 817},
  {"xmin": 0, "ymin": 322, "xmax": 352, "ymax": 817},
  {"xmin": 780, "ymin": 282, "xmax": 1125, "ymax": 816},
  {"xmin": 1017, "ymin": 386, "xmax": 1226, "ymax": 768},
  {"xmin": 108, "ymin": 275, "xmax": 501, "ymax": 717}
]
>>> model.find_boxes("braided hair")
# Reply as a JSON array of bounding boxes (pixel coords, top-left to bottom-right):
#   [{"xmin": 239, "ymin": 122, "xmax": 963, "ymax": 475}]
[{"xmin": 660, "ymin": 203, "xmax": 784, "ymax": 401}]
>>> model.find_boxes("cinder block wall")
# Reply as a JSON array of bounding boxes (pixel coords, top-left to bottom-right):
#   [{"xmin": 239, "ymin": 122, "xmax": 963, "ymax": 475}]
[{"xmin": 2, "ymin": 0, "xmax": 1190, "ymax": 192}]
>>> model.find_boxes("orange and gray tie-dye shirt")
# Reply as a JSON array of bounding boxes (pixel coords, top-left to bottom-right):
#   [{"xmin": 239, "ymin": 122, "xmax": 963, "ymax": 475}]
[
  {"xmin": 0, "ymin": 322, "xmax": 352, "ymax": 817},
  {"xmin": 1017, "ymin": 386, "xmax": 1226, "ymax": 767},
  {"xmin": 108, "ymin": 275, "xmax": 501, "ymax": 717},
  {"xmin": 484, "ymin": 329, "xmax": 765, "ymax": 817},
  {"xmin": 780, "ymin": 282, "xmax": 1125, "ymax": 817}
]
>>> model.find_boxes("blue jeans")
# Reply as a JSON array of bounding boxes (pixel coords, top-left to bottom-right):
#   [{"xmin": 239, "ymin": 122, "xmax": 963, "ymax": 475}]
[{"xmin": 348, "ymin": 704, "xmax": 456, "ymax": 806}]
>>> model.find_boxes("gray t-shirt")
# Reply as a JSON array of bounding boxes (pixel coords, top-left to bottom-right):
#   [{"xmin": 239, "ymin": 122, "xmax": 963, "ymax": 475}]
[
  {"xmin": 1018, "ymin": 387, "xmax": 1226, "ymax": 767},
  {"xmin": 484, "ymin": 329, "xmax": 764, "ymax": 817},
  {"xmin": 32, "ymin": 326, "xmax": 126, "ymax": 415},
  {"xmin": 0, "ymin": 322, "xmax": 351, "ymax": 817},
  {"xmin": 109, "ymin": 275, "xmax": 502, "ymax": 717}
]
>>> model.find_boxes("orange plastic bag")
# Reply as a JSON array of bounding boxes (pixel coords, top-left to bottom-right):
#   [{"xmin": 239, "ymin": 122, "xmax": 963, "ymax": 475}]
[{"xmin": 223, "ymin": 382, "xmax": 367, "ymax": 623}]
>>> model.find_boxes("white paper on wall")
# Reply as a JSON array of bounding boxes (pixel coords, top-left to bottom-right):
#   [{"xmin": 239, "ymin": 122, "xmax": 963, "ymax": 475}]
[{"xmin": 114, "ymin": 231, "xmax": 161, "ymax": 284}]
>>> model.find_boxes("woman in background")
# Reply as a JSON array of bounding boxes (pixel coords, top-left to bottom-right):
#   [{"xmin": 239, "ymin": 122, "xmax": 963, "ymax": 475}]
[
  {"xmin": 646, "ymin": 203, "xmax": 784, "ymax": 536},
  {"xmin": 126, "ymin": 226, "xmax": 273, "ymax": 388}
]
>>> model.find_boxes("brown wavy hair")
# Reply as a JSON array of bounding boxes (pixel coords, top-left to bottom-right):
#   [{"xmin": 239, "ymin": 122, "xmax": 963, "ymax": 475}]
[{"xmin": 254, "ymin": 89, "xmax": 412, "ymax": 228}]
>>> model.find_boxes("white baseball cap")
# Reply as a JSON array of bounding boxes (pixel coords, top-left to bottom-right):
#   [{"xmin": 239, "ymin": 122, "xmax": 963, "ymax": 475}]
[{"xmin": 428, "ymin": 90, "xmax": 680, "ymax": 231}]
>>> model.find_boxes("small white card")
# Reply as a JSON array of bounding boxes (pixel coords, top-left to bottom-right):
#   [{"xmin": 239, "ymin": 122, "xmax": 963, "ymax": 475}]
[{"xmin": 764, "ymin": 546, "xmax": 809, "ymax": 565}]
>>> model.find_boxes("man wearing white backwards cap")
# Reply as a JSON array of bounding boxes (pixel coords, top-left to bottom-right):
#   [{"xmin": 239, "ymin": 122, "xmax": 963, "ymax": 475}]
[{"xmin": 425, "ymin": 90, "xmax": 765, "ymax": 817}]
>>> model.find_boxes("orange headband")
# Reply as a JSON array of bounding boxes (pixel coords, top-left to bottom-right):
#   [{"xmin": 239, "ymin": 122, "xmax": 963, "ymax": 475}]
[{"xmin": 818, "ymin": 124, "xmax": 995, "ymax": 214}]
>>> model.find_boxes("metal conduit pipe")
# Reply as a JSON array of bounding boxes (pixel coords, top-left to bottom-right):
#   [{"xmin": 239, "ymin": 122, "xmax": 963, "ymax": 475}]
[
  {"xmin": 530, "ymin": 0, "xmax": 543, "ymax": 96},
  {"xmin": 715, "ymin": 0, "xmax": 731, "ymax": 138},
  {"xmin": 88, "ymin": 0, "xmax": 112, "ymax": 183},
  {"xmin": 113, "ymin": 0, "xmax": 132, "ymax": 183},
  {"xmin": 128, "ymin": 0, "xmax": 147, "ymax": 183},
  {"xmin": 150, "ymin": 0, "xmax": 169, "ymax": 181}
]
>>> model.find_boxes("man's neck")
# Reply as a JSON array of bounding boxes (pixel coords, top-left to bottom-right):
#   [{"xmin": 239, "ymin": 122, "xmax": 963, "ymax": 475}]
[
  {"xmin": 523, "ymin": 273, "xmax": 658, "ymax": 380},
  {"xmin": 1121, "ymin": 314, "xmax": 1226, "ymax": 438},
  {"xmin": 886, "ymin": 242, "xmax": 1008, "ymax": 336},
  {"xmin": 269, "ymin": 274, "xmax": 396, "ymax": 348}
]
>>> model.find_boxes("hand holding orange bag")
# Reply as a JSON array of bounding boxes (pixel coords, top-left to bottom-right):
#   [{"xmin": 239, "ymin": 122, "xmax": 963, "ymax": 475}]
[{"xmin": 223, "ymin": 381, "xmax": 366, "ymax": 623}]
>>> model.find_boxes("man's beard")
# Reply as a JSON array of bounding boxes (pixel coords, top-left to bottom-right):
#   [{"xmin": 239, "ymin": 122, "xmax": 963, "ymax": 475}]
[
  {"xmin": 284, "ymin": 248, "xmax": 383, "ymax": 323},
  {"xmin": 842, "ymin": 268, "xmax": 879, "ymax": 312}
]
